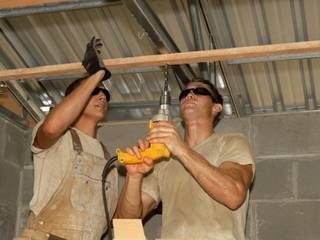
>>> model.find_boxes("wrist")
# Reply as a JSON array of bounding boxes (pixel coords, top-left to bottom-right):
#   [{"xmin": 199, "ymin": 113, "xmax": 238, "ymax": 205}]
[
  {"xmin": 127, "ymin": 172, "xmax": 144, "ymax": 180},
  {"xmin": 176, "ymin": 144, "xmax": 192, "ymax": 163}
]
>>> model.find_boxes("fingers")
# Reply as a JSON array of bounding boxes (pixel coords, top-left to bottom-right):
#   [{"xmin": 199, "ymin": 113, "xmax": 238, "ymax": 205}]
[
  {"xmin": 125, "ymin": 147, "xmax": 135, "ymax": 156},
  {"xmin": 147, "ymin": 125, "xmax": 177, "ymax": 141},
  {"xmin": 138, "ymin": 138, "xmax": 149, "ymax": 151},
  {"xmin": 94, "ymin": 38, "xmax": 103, "ymax": 50},
  {"xmin": 89, "ymin": 36, "xmax": 103, "ymax": 51},
  {"xmin": 90, "ymin": 36, "xmax": 95, "ymax": 45},
  {"xmin": 125, "ymin": 146, "xmax": 141, "ymax": 159},
  {"xmin": 143, "ymin": 157, "xmax": 154, "ymax": 169},
  {"xmin": 132, "ymin": 145, "xmax": 141, "ymax": 159}
]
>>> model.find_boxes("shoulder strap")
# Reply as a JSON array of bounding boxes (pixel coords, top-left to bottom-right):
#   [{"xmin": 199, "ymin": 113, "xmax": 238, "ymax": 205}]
[
  {"xmin": 69, "ymin": 128, "xmax": 83, "ymax": 152},
  {"xmin": 100, "ymin": 142, "xmax": 111, "ymax": 160},
  {"xmin": 70, "ymin": 128, "xmax": 110, "ymax": 159}
]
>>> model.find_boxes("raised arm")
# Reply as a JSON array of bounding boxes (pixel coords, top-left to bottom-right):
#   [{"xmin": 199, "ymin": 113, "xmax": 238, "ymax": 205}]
[
  {"xmin": 35, "ymin": 36, "xmax": 110, "ymax": 149},
  {"xmin": 34, "ymin": 70, "xmax": 105, "ymax": 149}
]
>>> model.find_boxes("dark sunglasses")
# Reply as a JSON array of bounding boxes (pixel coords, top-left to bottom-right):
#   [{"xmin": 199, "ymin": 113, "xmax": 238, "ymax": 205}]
[
  {"xmin": 179, "ymin": 87, "xmax": 215, "ymax": 102},
  {"xmin": 91, "ymin": 87, "xmax": 110, "ymax": 102}
]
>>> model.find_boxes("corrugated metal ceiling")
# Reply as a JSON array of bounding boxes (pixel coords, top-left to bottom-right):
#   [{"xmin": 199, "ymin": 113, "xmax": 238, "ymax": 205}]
[{"xmin": 0, "ymin": 0, "xmax": 319, "ymax": 123}]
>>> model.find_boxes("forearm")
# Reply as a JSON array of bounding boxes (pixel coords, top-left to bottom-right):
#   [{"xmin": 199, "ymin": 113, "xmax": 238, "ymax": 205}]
[
  {"xmin": 176, "ymin": 147, "xmax": 247, "ymax": 209},
  {"xmin": 115, "ymin": 174, "xmax": 144, "ymax": 219}
]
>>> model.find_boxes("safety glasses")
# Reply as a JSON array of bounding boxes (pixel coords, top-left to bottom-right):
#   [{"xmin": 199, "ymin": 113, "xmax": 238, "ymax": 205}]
[
  {"xmin": 91, "ymin": 87, "xmax": 110, "ymax": 102},
  {"xmin": 179, "ymin": 87, "xmax": 215, "ymax": 102}
]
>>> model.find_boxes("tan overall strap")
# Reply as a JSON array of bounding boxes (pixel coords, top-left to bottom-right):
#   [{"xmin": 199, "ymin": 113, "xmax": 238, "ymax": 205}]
[
  {"xmin": 70, "ymin": 128, "xmax": 110, "ymax": 160},
  {"xmin": 69, "ymin": 128, "xmax": 83, "ymax": 152}
]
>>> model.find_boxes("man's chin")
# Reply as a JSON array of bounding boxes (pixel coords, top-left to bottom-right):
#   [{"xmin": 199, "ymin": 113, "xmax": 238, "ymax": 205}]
[
  {"xmin": 181, "ymin": 109, "xmax": 196, "ymax": 119},
  {"xmin": 97, "ymin": 113, "xmax": 106, "ymax": 121}
]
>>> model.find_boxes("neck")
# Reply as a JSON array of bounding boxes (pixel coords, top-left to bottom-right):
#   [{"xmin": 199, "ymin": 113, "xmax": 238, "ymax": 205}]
[
  {"xmin": 73, "ymin": 116, "xmax": 98, "ymax": 138},
  {"xmin": 184, "ymin": 118, "xmax": 214, "ymax": 147}
]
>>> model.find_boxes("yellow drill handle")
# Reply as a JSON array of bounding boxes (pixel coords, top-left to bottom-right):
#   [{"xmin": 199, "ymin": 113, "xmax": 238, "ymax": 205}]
[
  {"xmin": 117, "ymin": 143, "xmax": 170, "ymax": 164},
  {"xmin": 116, "ymin": 121, "xmax": 170, "ymax": 164},
  {"xmin": 116, "ymin": 120, "xmax": 171, "ymax": 164}
]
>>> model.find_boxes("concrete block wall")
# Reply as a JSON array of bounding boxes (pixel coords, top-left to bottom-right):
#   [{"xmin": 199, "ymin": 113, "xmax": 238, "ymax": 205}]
[
  {"xmin": 0, "ymin": 116, "xmax": 31, "ymax": 240},
  {"xmin": 12, "ymin": 111, "xmax": 320, "ymax": 239},
  {"xmin": 248, "ymin": 112, "xmax": 320, "ymax": 240}
]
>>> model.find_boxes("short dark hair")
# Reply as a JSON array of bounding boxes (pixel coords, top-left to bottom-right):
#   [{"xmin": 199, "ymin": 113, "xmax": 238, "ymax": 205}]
[
  {"xmin": 65, "ymin": 76, "xmax": 88, "ymax": 96},
  {"xmin": 190, "ymin": 77, "xmax": 224, "ymax": 105}
]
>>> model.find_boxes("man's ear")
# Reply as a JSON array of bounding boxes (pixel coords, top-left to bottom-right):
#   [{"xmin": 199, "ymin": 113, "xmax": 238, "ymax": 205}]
[{"xmin": 212, "ymin": 103, "xmax": 223, "ymax": 114}]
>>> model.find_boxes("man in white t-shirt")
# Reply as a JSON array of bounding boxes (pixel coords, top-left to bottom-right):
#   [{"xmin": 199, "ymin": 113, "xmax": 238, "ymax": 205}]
[
  {"xmin": 115, "ymin": 78, "xmax": 255, "ymax": 240},
  {"xmin": 17, "ymin": 37, "xmax": 118, "ymax": 240}
]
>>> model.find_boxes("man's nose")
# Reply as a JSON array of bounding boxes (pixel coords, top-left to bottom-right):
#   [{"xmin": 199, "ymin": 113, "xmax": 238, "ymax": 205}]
[
  {"xmin": 98, "ymin": 91, "xmax": 107, "ymax": 101},
  {"xmin": 185, "ymin": 90, "xmax": 195, "ymax": 99}
]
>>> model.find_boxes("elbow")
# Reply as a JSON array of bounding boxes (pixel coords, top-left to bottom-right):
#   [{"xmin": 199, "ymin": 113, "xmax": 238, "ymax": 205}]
[
  {"xmin": 41, "ymin": 121, "xmax": 62, "ymax": 139},
  {"xmin": 226, "ymin": 198, "xmax": 244, "ymax": 210},
  {"xmin": 225, "ymin": 183, "xmax": 247, "ymax": 210},
  {"xmin": 114, "ymin": 205, "xmax": 143, "ymax": 219}
]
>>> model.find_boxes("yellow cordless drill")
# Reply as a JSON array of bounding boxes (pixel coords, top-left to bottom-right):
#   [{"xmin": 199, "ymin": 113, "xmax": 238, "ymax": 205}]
[{"xmin": 117, "ymin": 78, "xmax": 171, "ymax": 164}]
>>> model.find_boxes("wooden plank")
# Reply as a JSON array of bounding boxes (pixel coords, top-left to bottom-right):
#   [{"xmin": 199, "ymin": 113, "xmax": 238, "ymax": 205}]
[
  {"xmin": 113, "ymin": 219, "xmax": 146, "ymax": 240},
  {"xmin": 1, "ymin": 40, "xmax": 320, "ymax": 81},
  {"xmin": 0, "ymin": 0, "xmax": 72, "ymax": 9}
]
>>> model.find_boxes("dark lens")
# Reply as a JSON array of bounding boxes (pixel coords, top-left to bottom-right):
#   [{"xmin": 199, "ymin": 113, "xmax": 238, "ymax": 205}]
[
  {"xmin": 91, "ymin": 87, "xmax": 100, "ymax": 96},
  {"xmin": 101, "ymin": 89, "xmax": 110, "ymax": 102},
  {"xmin": 179, "ymin": 87, "xmax": 214, "ymax": 102},
  {"xmin": 193, "ymin": 87, "xmax": 212, "ymax": 97},
  {"xmin": 91, "ymin": 87, "xmax": 111, "ymax": 102},
  {"xmin": 179, "ymin": 89, "xmax": 192, "ymax": 101}
]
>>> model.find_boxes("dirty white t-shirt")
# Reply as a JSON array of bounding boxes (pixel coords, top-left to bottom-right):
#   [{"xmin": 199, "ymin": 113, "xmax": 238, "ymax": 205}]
[
  {"xmin": 30, "ymin": 120, "xmax": 105, "ymax": 215},
  {"xmin": 142, "ymin": 133, "xmax": 255, "ymax": 240}
]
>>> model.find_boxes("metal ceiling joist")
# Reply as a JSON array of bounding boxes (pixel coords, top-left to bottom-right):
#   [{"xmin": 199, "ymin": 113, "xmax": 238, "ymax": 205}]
[
  {"xmin": 0, "ymin": 0, "xmax": 120, "ymax": 18},
  {"xmin": 122, "ymin": 0, "xmax": 195, "ymax": 85},
  {"xmin": 188, "ymin": 0, "xmax": 207, "ymax": 78},
  {"xmin": 0, "ymin": 18, "xmax": 63, "ymax": 105},
  {"xmin": 198, "ymin": 0, "xmax": 240, "ymax": 117},
  {"xmin": 5, "ymin": 80, "xmax": 44, "ymax": 121},
  {"xmin": 1, "ymin": 40, "xmax": 320, "ymax": 81},
  {"xmin": 0, "ymin": 23, "xmax": 45, "ymax": 121}
]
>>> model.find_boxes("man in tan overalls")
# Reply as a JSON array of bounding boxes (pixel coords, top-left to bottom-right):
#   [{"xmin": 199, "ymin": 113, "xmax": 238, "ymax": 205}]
[{"xmin": 16, "ymin": 38, "xmax": 118, "ymax": 240}]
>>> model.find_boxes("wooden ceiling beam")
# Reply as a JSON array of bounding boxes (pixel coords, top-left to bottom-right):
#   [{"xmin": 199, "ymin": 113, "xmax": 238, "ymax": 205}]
[
  {"xmin": 1, "ymin": 40, "xmax": 320, "ymax": 81},
  {"xmin": 0, "ymin": 0, "xmax": 72, "ymax": 9}
]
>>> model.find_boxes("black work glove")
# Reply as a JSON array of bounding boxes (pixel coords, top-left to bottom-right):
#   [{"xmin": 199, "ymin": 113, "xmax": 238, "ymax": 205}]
[{"xmin": 82, "ymin": 36, "xmax": 111, "ymax": 81}]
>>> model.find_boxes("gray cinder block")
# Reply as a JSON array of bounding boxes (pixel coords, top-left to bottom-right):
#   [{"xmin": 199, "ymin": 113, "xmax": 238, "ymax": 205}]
[
  {"xmin": 251, "ymin": 159, "xmax": 295, "ymax": 200},
  {"xmin": 23, "ymin": 129, "xmax": 33, "ymax": 166},
  {"xmin": 15, "ymin": 167, "xmax": 34, "ymax": 236},
  {"xmin": 257, "ymin": 202, "xmax": 320, "ymax": 240},
  {"xmin": 216, "ymin": 117, "xmax": 251, "ymax": 140},
  {"xmin": 3, "ymin": 121, "xmax": 27, "ymax": 167},
  {"xmin": 0, "ymin": 161, "xmax": 20, "ymax": 207},
  {"xmin": 297, "ymin": 159, "xmax": 320, "ymax": 199},
  {"xmin": 245, "ymin": 203, "xmax": 256, "ymax": 240},
  {"xmin": 0, "ymin": 205, "xmax": 16, "ymax": 240},
  {"xmin": 253, "ymin": 112, "xmax": 320, "ymax": 157}
]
